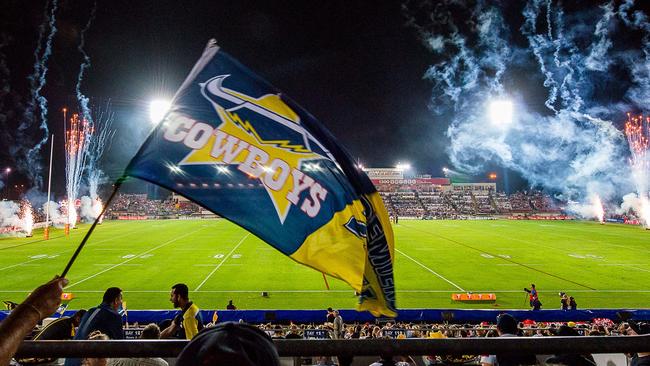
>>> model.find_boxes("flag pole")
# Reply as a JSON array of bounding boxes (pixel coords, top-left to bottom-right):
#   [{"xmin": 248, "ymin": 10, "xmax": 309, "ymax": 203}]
[
  {"xmin": 44, "ymin": 133, "xmax": 54, "ymax": 240},
  {"xmin": 60, "ymin": 176, "xmax": 126, "ymax": 278},
  {"xmin": 322, "ymin": 273, "xmax": 330, "ymax": 290}
]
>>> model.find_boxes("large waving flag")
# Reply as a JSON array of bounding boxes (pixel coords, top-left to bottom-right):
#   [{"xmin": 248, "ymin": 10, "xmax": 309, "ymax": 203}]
[{"xmin": 125, "ymin": 40, "xmax": 396, "ymax": 317}]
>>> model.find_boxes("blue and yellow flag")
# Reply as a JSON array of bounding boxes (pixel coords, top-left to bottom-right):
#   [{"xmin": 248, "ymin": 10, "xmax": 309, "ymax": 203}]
[{"xmin": 125, "ymin": 40, "xmax": 396, "ymax": 317}]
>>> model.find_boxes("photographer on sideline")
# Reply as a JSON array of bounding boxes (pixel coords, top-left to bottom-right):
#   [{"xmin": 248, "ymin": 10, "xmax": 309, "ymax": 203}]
[{"xmin": 524, "ymin": 284, "xmax": 538, "ymax": 308}]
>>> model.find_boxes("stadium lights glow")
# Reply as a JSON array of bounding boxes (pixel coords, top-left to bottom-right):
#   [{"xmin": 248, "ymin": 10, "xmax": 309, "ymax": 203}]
[
  {"xmin": 396, "ymin": 163, "xmax": 411, "ymax": 172},
  {"xmin": 489, "ymin": 99, "xmax": 513, "ymax": 126},
  {"xmin": 149, "ymin": 99, "xmax": 172, "ymax": 124}
]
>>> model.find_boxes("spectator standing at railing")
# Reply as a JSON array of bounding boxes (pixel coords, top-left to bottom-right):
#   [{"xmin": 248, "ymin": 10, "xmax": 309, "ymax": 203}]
[
  {"xmin": 332, "ymin": 310, "xmax": 344, "ymax": 339},
  {"xmin": 161, "ymin": 283, "xmax": 203, "ymax": 340}
]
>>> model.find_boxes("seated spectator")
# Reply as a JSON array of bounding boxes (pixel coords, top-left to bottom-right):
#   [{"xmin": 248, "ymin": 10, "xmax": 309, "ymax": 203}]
[
  {"xmin": 285, "ymin": 324, "xmax": 302, "ymax": 339},
  {"xmin": 481, "ymin": 314, "xmax": 537, "ymax": 366},
  {"xmin": 626, "ymin": 321, "xmax": 650, "ymax": 366},
  {"xmin": 82, "ymin": 331, "xmax": 110, "ymax": 366},
  {"xmin": 369, "ymin": 354, "xmax": 414, "ymax": 366},
  {"xmin": 108, "ymin": 324, "xmax": 168, "ymax": 366},
  {"xmin": 176, "ymin": 322, "xmax": 280, "ymax": 366},
  {"xmin": 545, "ymin": 325, "xmax": 595, "ymax": 366}
]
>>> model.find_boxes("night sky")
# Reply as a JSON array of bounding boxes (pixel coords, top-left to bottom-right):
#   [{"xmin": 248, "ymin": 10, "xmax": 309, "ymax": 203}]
[
  {"xmin": 1, "ymin": 0, "xmax": 452, "ymax": 198},
  {"xmin": 2, "ymin": 1, "xmax": 648, "ymax": 201}
]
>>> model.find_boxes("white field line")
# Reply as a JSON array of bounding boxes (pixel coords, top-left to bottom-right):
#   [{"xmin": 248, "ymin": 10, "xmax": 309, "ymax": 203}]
[
  {"xmin": 5, "ymin": 289, "xmax": 650, "ymax": 294},
  {"xmin": 630, "ymin": 266, "xmax": 650, "ymax": 273},
  {"xmin": 66, "ymin": 227, "xmax": 206, "ymax": 289},
  {"xmin": 395, "ymin": 248, "xmax": 465, "ymax": 291},
  {"xmin": 0, "ymin": 226, "xmax": 150, "ymax": 272},
  {"xmin": 195, "ymin": 233, "xmax": 250, "ymax": 291}
]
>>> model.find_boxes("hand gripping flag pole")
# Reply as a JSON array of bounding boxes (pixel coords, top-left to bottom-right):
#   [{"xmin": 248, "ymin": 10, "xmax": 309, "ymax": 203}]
[{"xmin": 60, "ymin": 176, "xmax": 126, "ymax": 278}]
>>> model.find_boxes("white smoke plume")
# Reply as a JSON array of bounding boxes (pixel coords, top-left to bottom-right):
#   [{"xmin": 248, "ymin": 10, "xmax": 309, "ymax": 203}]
[
  {"xmin": 42, "ymin": 200, "xmax": 64, "ymax": 227},
  {"xmin": 405, "ymin": 0, "xmax": 648, "ymax": 218},
  {"xmin": 0, "ymin": 200, "xmax": 34, "ymax": 236},
  {"xmin": 80, "ymin": 195, "xmax": 95, "ymax": 222}
]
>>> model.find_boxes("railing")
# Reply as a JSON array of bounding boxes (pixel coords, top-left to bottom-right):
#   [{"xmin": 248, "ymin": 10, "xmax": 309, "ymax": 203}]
[{"xmin": 15, "ymin": 336, "xmax": 650, "ymax": 361}]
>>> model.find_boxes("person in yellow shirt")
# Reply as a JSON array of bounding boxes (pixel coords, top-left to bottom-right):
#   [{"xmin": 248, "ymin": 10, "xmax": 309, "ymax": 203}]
[{"xmin": 161, "ymin": 283, "xmax": 203, "ymax": 339}]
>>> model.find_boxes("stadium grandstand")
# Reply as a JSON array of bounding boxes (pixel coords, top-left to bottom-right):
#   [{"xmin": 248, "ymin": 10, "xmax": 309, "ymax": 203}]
[{"xmin": 368, "ymin": 168, "xmax": 563, "ymax": 220}]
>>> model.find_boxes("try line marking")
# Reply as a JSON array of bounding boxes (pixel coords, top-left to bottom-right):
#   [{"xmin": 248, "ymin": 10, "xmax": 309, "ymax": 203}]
[
  {"xmin": 66, "ymin": 226, "xmax": 207, "ymax": 289},
  {"xmin": 195, "ymin": 233, "xmax": 250, "ymax": 291},
  {"xmin": 395, "ymin": 248, "xmax": 465, "ymax": 292},
  {"xmin": 0, "ymin": 225, "xmax": 154, "ymax": 272}
]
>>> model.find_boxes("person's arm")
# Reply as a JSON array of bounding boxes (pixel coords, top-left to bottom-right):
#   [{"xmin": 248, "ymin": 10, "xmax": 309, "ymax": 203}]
[
  {"xmin": 0, "ymin": 277, "xmax": 67, "ymax": 365},
  {"xmin": 160, "ymin": 319, "xmax": 180, "ymax": 339}
]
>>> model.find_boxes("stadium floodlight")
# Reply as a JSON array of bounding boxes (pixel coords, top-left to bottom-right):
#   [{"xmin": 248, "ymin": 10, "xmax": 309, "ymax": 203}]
[
  {"xmin": 489, "ymin": 99, "xmax": 513, "ymax": 126},
  {"xmin": 396, "ymin": 163, "xmax": 411, "ymax": 172},
  {"xmin": 150, "ymin": 99, "xmax": 172, "ymax": 124}
]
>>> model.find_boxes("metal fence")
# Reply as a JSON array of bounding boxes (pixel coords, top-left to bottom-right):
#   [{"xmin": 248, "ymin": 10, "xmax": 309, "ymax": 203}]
[{"xmin": 15, "ymin": 335, "xmax": 650, "ymax": 360}]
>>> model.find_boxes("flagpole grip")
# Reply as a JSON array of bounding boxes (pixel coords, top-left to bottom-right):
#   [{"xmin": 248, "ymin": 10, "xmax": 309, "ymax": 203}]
[{"xmin": 60, "ymin": 177, "xmax": 125, "ymax": 278}]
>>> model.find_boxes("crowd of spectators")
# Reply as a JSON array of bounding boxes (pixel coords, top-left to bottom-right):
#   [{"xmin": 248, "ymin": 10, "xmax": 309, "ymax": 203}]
[
  {"xmin": 383, "ymin": 190, "xmax": 561, "ymax": 219},
  {"xmin": 104, "ymin": 194, "xmax": 200, "ymax": 218}
]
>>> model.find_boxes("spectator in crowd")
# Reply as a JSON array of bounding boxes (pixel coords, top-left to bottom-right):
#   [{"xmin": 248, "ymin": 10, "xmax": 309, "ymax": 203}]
[
  {"xmin": 73, "ymin": 288, "xmax": 124, "ymax": 340},
  {"xmin": 108, "ymin": 323, "xmax": 168, "ymax": 366},
  {"xmin": 369, "ymin": 354, "xmax": 414, "ymax": 366},
  {"xmin": 226, "ymin": 299, "xmax": 236, "ymax": 310},
  {"xmin": 545, "ymin": 325, "xmax": 595, "ymax": 366},
  {"xmin": 0, "ymin": 276, "xmax": 67, "ymax": 366},
  {"xmin": 332, "ymin": 310, "xmax": 344, "ymax": 339},
  {"xmin": 161, "ymin": 283, "xmax": 203, "ymax": 340},
  {"xmin": 626, "ymin": 321, "xmax": 650, "ymax": 366},
  {"xmin": 176, "ymin": 322, "xmax": 280, "ymax": 366},
  {"xmin": 480, "ymin": 313, "xmax": 537, "ymax": 366},
  {"xmin": 17, "ymin": 309, "xmax": 87, "ymax": 365},
  {"xmin": 326, "ymin": 307, "xmax": 335, "ymax": 323},
  {"xmin": 82, "ymin": 331, "xmax": 110, "ymax": 366},
  {"xmin": 285, "ymin": 324, "xmax": 302, "ymax": 339},
  {"xmin": 33, "ymin": 309, "xmax": 87, "ymax": 340},
  {"xmin": 66, "ymin": 287, "xmax": 124, "ymax": 366}
]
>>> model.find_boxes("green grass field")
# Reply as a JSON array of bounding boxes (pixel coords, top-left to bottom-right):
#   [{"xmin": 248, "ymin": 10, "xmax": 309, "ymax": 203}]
[{"xmin": 1, "ymin": 219, "xmax": 649, "ymax": 311}]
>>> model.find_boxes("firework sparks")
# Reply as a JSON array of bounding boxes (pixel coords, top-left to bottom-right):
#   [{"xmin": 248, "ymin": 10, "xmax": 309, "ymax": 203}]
[
  {"xmin": 65, "ymin": 113, "xmax": 92, "ymax": 227},
  {"xmin": 624, "ymin": 113, "xmax": 650, "ymax": 227},
  {"xmin": 20, "ymin": 200, "xmax": 34, "ymax": 236}
]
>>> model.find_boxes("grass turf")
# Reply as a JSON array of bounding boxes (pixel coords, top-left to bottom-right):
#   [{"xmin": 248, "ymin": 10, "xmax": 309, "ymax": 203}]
[{"xmin": 0, "ymin": 219, "xmax": 648, "ymax": 311}]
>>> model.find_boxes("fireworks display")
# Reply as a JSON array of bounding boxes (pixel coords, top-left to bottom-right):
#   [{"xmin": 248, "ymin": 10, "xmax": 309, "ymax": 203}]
[
  {"xmin": 65, "ymin": 113, "xmax": 92, "ymax": 227},
  {"xmin": 20, "ymin": 200, "xmax": 34, "ymax": 236},
  {"xmin": 592, "ymin": 195, "xmax": 605, "ymax": 224},
  {"xmin": 624, "ymin": 113, "xmax": 650, "ymax": 227}
]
